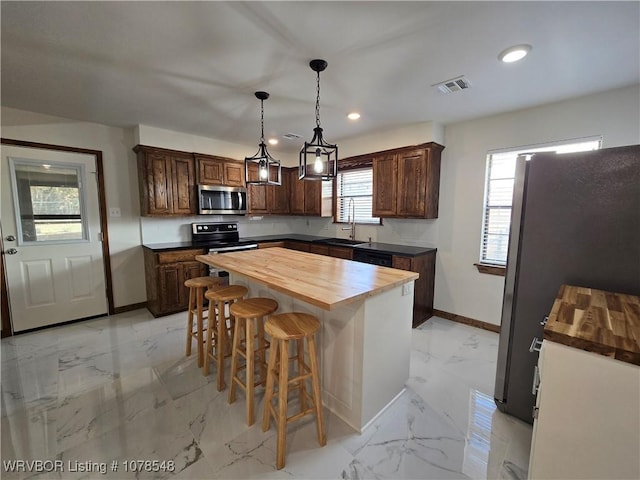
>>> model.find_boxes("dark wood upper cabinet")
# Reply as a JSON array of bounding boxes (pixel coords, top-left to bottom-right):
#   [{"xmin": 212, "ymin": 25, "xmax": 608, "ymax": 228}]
[
  {"xmin": 195, "ymin": 154, "xmax": 245, "ymax": 187},
  {"xmin": 288, "ymin": 168, "xmax": 332, "ymax": 217},
  {"xmin": 289, "ymin": 169, "xmax": 306, "ymax": 215},
  {"xmin": 224, "ymin": 161, "xmax": 245, "ymax": 187},
  {"xmin": 267, "ymin": 178, "xmax": 290, "ymax": 214},
  {"xmin": 372, "ymin": 142, "xmax": 444, "ymax": 219},
  {"xmin": 134, "ymin": 145, "xmax": 197, "ymax": 216},
  {"xmin": 372, "ymin": 152, "xmax": 397, "ymax": 217},
  {"xmin": 247, "ymin": 167, "xmax": 330, "ymax": 217}
]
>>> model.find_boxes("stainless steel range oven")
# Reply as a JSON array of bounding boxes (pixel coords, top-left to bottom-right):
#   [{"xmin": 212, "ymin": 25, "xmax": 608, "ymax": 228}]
[{"xmin": 191, "ymin": 222, "xmax": 257, "ymax": 282}]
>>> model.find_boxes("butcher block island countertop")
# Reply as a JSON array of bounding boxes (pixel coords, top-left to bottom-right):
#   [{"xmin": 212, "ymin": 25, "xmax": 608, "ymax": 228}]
[
  {"xmin": 196, "ymin": 247, "xmax": 418, "ymax": 310},
  {"xmin": 543, "ymin": 284, "xmax": 640, "ymax": 365}
]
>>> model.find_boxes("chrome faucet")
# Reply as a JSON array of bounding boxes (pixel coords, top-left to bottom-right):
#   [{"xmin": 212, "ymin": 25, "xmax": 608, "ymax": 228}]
[{"xmin": 341, "ymin": 197, "xmax": 356, "ymax": 240}]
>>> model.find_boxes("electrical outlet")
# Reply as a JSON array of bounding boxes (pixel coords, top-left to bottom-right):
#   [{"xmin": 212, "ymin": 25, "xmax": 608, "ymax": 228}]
[
  {"xmin": 109, "ymin": 207, "xmax": 121, "ymax": 217},
  {"xmin": 402, "ymin": 283, "xmax": 413, "ymax": 296}
]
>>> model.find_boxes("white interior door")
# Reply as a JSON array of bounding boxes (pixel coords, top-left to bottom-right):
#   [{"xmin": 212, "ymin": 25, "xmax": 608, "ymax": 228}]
[{"xmin": 1, "ymin": 144, "xmax": 107, "ymax": 332}]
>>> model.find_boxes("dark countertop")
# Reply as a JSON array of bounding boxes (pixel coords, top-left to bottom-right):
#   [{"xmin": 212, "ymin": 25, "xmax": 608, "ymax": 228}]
[
  {"xmin": 354, "ymin": 242, "xmax": 436, "ymax": 257},
  {"xmin": 143, "ymin": 235, "xmax": 436, "ymax": 257},
  {"xmin": 242, "ymin": 234, "xmax": 333, "ymax": 243}
]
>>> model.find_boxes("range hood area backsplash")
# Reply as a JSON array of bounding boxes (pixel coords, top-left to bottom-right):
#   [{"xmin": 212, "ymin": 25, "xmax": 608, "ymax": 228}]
[{"xmin": 139, "ymin": 215, "xmax": 438, "ymax": 248}]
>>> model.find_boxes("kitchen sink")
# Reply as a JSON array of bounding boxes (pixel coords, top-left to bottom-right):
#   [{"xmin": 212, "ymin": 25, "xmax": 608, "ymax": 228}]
[{"xmin": 314, "ymin": 238, "xmax": 368, "ymax": 246}]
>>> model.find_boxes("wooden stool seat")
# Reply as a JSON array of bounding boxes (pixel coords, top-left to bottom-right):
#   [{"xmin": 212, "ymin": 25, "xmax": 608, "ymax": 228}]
[
  {"xmin": 185, "ymin": 276, "xmax": 220, "ymax": 289},
  {"xmin": 203, "ymin": 285, "xmax": 248, "ymax": 390},
  {"xmin": 262, "ymin": 312, "xmax": 326, "ymax": 470},
  {"xmin": 228, "ymin": 297, "xmax": 279, "ymax": 426},
  {"xmin": 185, "ymin": 276, "xmax": 224, "ymax": 367}
]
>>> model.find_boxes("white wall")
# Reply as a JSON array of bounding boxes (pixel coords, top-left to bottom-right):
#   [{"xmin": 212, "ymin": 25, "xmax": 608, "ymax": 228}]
[
  {"xmin": 1, "ymin": 107, "xmax": 145, "ymax": 309},
  {"xmin": 437, "ymin": 84, "xmax": 640, "ymax": 325}
]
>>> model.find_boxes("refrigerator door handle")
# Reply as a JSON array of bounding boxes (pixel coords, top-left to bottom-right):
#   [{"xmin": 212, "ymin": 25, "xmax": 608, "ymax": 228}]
[{"xmin": 529, "ymin": 337, "xmax": 543, "ymax": 353}]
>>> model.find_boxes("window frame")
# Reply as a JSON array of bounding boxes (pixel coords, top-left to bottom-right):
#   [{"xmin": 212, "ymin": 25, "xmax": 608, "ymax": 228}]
[
  {"xmin": 478, "ymin": 136, "xmax": 602, "ymax": 273},
  {"xmin": 8, "ymin": 157, "xmax": 90, "ymax": 245},
  {"xmin": 332, "ymin": 156, "xmax": 382, "ymax": 226}
]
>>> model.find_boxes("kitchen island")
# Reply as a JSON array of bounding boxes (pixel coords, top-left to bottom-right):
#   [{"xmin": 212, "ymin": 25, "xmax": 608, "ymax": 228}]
[{"xmin": 196, "ymin": 247, "xmax": 418, "ymax": 432}]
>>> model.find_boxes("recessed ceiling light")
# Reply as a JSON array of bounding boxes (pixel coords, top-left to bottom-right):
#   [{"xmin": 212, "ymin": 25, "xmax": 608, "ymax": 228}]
[
  {"xmin": 268, "ymin": 138, "xmax": 278, "ymax": 145},
  {"xmin": 498, "ymin": 44, "xmax": 532, "ymax": 63},
  {"xmin": 347, "ymin": 112, "xmax": 361, "ymax": 120}
]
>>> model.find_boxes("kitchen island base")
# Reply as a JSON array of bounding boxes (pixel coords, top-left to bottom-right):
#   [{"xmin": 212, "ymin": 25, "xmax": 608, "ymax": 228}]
[{"xmin": 230, "ymin": 273, "xmax": 413, "ymax": 433}]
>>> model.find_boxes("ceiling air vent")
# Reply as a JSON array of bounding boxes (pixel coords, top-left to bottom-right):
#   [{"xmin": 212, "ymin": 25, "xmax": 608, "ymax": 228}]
[
  {"xmin": 282, "ymin": 132, "xmax": 303, "ymax": 140},
  {"xmin": 433, "ymin": 76, "xmax": 471, "ymax": 94}
]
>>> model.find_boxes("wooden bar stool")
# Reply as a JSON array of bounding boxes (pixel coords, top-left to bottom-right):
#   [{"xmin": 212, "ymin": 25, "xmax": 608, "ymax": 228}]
[
  {"xmin": 203, "ymin": 285, "xmax": 248, "ymax": 390},
  {"xmin": 228, "ymin": 297, "xmax": 279, "ymax": 426},
  {"xmin": 262, "ymin": 312, "xmax": 326, "ymax": 470},
  {"xmin": 185, "ymin": 276, "xmax": 223, "ymax": 367}
]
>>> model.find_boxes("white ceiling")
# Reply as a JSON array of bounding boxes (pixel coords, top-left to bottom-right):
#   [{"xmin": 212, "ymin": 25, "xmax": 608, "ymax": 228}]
[{"xmin": 2, "ymin": 1, "xmax": 639, "ymax": 153}]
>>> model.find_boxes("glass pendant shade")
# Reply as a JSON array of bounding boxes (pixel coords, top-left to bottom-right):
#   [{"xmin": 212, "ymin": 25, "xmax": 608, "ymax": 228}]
[
  {"xmin": 245, "ymin": 91, "xmax": 281, "ymax": 186},
  {"xmin": 299, "ymin": 59, "xmax": 338, "ymax": 180}
]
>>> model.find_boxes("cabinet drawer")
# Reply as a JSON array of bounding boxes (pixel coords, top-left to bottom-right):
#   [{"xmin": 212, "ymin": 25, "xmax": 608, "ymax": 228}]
[
  {"xmin": 309, "ymin": 244, "xmax": 329, "ymax": 255},
  {"xmin": 258, "ymin": 241, "xmax": 285, "ymax": 249},
  {"xmin": 329, "ymin": 246, "xmax": 353, "ymax": 260},
  {"xmin": 157, "ymin": 249, "xmax": 204, "ymax": 264}
]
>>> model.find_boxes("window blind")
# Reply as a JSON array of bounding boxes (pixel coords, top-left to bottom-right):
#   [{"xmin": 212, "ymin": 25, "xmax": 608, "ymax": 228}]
[
  {"xmin": 480, "ymin": 137, "xmax": 601, "ymax": 266},
  {"xmin": 336, "ymin": 168, "xmax": 379, "ymax": 224}
]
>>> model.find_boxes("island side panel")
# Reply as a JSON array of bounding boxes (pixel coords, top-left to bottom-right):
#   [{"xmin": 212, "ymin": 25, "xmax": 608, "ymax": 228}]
[
  {"xmin": 229, "ymin": 272, "xmax": 365, "ymax": 431},
  {"xmin": 228, "ymin": 272, "xmax": 413, "ymax": 433},
  {"xmin": 361, "ymin": 282, "xmax": 413, "ymax": 428}
]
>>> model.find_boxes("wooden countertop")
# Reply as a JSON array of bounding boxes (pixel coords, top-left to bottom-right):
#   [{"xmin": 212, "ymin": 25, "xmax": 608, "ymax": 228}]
[
  {"xmin": 544, "ymin": 284, "xmax": 640, "ymax": 366},
  {"xmin": 196, "ymin": 247, "xmax": 418, "ymax": 311}
]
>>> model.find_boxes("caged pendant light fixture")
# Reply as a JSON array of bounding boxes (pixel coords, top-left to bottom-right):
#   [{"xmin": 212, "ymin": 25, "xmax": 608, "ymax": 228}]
[
  {"xmin": 299, "ymin": 59, "xmax": 338, "ymax": 180},
  {"xmin": 245, "ymin": 91, "xmax": 281, "ymax": 186}
]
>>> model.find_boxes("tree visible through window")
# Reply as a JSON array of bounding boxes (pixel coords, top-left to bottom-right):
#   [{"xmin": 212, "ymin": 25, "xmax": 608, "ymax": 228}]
[{"xmin": 481, "ymin": 137, "xmax": 601, "ymax": 266}]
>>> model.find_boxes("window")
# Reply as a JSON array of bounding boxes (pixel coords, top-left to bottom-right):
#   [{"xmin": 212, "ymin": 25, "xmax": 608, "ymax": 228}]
[
  {"xmin": 480, "ymin": 137, "xmax": 601, "ymax": 267},
  {"xmin": 9, "ymin": 158, "xmax": 88, "ymax": 243},
  {"xmin": 336, "ymin": 168, "xmax": 380, "ymax": 224}
]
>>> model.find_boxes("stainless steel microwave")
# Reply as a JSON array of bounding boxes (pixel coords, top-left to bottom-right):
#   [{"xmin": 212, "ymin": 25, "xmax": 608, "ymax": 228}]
[{"xmin": 198, "ymin": 184, "xmax": 247, "ymax": 215}]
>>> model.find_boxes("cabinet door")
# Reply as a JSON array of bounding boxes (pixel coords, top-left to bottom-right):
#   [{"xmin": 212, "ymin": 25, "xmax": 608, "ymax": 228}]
[
  {"xmin": 289, "ymin": 170, "xmax": 306, "ymax": 215},
  {"xmin": 224, "ymin": 161, "xmax": 245, "ymax": 187},
  {"xmin": 304, "ymin": 180, "xmax": 321, "ymax": 215},
  {"xmin": 396, "ymin": 149, "xmax": 428, "ymax": 217},
  {"xmin": 246, "ymin": 163, "xmax": 268, "ymax": 214},
  {"xmin": 158, "ymin": 264, "xmax": 183, "ymax": 312},
  {"xmin": 267, "ymin": 183, "xmax": 290, "ymax": 214},
  {"xmin": 144, "ymin": 152, "xmax": 173, "ymax": 215},
  {"xmin": 171, "ymin": 156, "xmax": 197, "ymax": 215},
  {"xmin": 197, "ymin": 157, "xmax": 225, "ymax": 185},
  {"xmin": 372, "ymin": 153, "xmax": 397, "ymax": 217}
]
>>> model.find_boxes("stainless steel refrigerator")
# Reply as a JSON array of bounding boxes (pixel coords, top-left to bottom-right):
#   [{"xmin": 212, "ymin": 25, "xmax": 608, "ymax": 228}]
[{"xmin": 494, "ymin": 144, "xmax": 640, "ymax": 424}]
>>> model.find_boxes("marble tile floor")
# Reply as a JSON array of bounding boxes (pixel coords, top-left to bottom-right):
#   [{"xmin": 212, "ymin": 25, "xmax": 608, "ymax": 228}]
[{"xmin": 1, "ymin": 310, "xmax": 532, "ymax": 479}]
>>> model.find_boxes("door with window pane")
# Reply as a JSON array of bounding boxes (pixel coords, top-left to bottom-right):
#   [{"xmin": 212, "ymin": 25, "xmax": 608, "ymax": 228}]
[{"xmin": 1, "ymin": 145, "xmax": 107, "ymax": 331}]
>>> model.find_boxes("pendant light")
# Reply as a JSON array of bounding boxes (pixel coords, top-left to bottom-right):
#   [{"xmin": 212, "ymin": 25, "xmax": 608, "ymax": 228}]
[
  {"xmin": 245, "ymin": 91, "xmax": 281, "ymax": 185},
  {"xmin": 299, "ymin": 59, "xmax": 338, "ymax": 180}
]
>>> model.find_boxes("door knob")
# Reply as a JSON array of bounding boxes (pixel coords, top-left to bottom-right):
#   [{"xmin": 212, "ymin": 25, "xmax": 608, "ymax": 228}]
[
  {"xmin": 5, "ymin": 248, "xmax": 18, "ymax": 255},
  {"xmin": 5, "ymin": 235, "xmax": 16, "ymax": 242}
]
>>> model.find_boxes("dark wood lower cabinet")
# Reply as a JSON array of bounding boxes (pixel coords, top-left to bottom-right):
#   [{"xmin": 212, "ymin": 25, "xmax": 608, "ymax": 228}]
[
  {"xmin": 393, "ymin": 251, "xmax": 436, "ymax": 328},
  {"xmin": 143, "ymin": 247, "xmax": 207, "ymax": 317}
]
